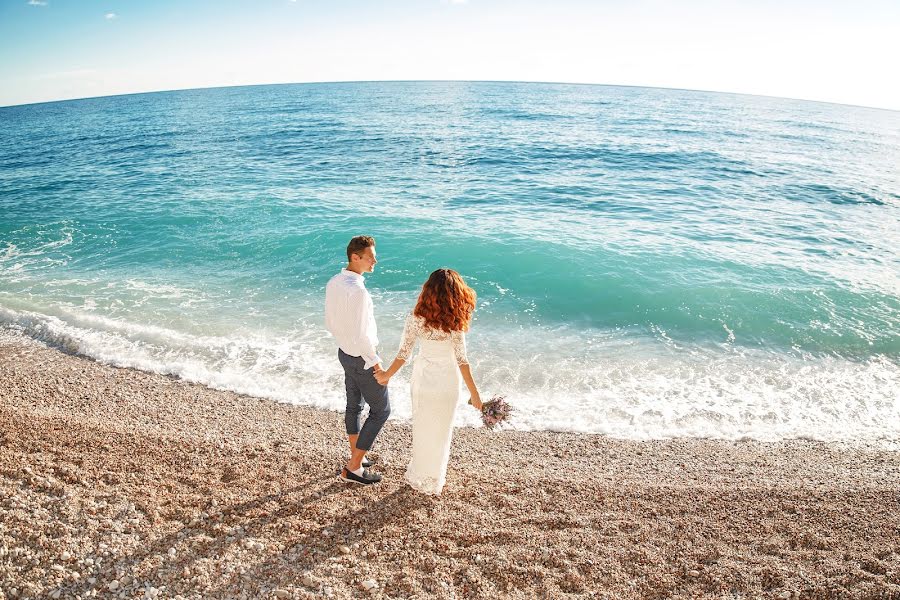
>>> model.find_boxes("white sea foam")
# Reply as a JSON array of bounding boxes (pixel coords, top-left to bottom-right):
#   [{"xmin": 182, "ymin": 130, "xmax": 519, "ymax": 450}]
[
  {"xmin": 2, "ymin": 303, "xmax": 898, "ymax": 445},
  {"xmin": 122, "ymin": 279, "xmax": 199, "ymax": 299},
  {"xmin": 0, "ymin": 243, "xmax": 18, "ymax": 260},
  {"xmin": 41, "ymin": 228, "xmax": 73, "ymax": 251},
  {"xmin": 0, "ymin": 229, "xmax": 72, "ymax": 280},
  {"xmin": 0, "ymin": 305, "xmax": 346, "ymax": 410}
]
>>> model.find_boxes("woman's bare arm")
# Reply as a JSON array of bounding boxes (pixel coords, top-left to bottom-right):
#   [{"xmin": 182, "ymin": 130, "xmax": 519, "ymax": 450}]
[{"xmin": 458, "ymin": 362, "xmax": 482, "ymax": 409}]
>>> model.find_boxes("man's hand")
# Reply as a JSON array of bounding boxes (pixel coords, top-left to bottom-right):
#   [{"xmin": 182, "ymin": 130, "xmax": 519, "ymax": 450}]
[{"xmin": 374, "ymin": 369, "xmax": 390, "ymax": 386}]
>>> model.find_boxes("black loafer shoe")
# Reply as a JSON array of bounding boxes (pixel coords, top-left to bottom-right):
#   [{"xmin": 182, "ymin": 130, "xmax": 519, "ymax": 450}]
[{"xmin": 339, "ymin": 468, "xmax": 383, "ymax": 485}]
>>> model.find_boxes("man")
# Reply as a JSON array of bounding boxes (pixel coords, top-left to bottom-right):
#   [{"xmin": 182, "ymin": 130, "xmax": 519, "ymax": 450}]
[{"xmin": 325, "ymin": 235, "xmax": 389, "ymax": 485}]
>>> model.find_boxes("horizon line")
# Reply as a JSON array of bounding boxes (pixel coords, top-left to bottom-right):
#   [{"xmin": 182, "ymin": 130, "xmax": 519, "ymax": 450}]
[{"xmin": 2, "ymin": 79, "xmax": 898, "ymax": 114}]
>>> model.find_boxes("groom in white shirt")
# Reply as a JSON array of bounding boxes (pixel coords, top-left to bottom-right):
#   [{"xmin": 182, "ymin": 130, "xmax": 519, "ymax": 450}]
[{"xmin": 325, "ymin": 235, "xmax": 389, "ymax": 485}]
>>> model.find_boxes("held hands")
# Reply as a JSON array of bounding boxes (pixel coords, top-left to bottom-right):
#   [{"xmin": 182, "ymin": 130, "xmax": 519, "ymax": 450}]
[{"xmin": 374, "ymin": 367, "xmax": 390, "ymax": 386}]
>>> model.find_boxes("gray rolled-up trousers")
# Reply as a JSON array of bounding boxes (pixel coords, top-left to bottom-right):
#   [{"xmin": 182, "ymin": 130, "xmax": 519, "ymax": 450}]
[{"xmin": 338, "ymin": 349, "xmax": 391, "ymax": 451}]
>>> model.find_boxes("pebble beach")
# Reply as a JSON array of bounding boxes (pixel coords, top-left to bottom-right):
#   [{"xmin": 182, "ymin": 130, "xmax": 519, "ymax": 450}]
[{"xmin": 1, "ymin": 328, "xmax": 898, "ymax": 599}]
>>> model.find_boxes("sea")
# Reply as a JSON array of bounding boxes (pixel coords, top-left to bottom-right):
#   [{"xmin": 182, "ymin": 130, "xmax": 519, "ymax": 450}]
[{"xmin": 1, "ymin": 81, "xmax": 898, "ymax": 443}]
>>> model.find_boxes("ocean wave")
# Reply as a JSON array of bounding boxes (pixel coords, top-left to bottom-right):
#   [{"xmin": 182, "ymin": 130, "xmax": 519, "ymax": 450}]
[
  {"xmin": 2, "ymin": 304, "xmax": 897, "ymax": 445},
  {"xmin": 0, "ymin": 305, "xmax": 345, "ymax": 410},
  {"xmin": 477, "ymin": 107, "xmax": 571, "ymax": 121},
  {"xmin": 782, "ymin": 182, "xmax": 888, "ymax": 206},
  {"xmin": 0, "ymin": 243, "xmax": 18, "ymax": 260}
]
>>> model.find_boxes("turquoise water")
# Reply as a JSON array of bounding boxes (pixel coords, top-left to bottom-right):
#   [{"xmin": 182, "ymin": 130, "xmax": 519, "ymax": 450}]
[{"xmin": 1, "ymin": 82, "xmax": 899, "ymax": 441}]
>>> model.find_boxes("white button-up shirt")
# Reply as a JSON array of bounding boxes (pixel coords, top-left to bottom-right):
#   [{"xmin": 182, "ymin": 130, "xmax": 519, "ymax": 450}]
[{"xmin": 325, "ymin": 268, "xmax": 381, "ymax": 369}]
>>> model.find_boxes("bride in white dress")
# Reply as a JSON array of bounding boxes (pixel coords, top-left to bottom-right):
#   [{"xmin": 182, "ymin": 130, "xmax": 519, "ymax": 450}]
[{"xmin": 375, "ymin": 269, "xmax": 483, "ymax": 495}]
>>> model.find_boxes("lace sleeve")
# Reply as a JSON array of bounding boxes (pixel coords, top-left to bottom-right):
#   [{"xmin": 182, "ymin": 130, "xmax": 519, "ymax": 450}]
[
  {"xmin": 396, "ymin": 313, "xmax": 419, "ymax": 361},
  {"xmin": 451, "ymin": 330, "xmax": 469, "ymax": 365}
]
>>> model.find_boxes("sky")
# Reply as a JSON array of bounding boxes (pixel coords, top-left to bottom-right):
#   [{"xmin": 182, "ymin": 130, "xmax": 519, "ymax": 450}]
[{"xmin": 1, "ymin": 0, "xmax": 899, "ymax": 110}]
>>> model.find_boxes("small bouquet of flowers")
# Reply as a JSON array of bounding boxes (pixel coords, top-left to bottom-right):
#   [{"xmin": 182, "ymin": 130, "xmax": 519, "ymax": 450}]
[{"xmin": 470, "ymin": 394, "xmax": 513, "ymax": 430}]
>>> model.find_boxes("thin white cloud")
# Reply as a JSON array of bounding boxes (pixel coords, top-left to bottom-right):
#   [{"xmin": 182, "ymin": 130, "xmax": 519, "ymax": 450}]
[
  {"xmin": 27, "ymin": 0, "xmax": 48, "ymax": 6},
  {"xmin": 105, "ymin": 12, "xmax": 117, "ymax": 20},
  {"xmin": 33, "ymin": 68, "xmax": 99, "ymax": 81}
]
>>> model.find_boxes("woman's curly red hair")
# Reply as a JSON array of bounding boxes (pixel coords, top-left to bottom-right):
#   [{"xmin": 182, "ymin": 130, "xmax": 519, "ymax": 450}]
[{"xmin": 414, "ymin": 269, "xmax": 476, "ymax": 333}]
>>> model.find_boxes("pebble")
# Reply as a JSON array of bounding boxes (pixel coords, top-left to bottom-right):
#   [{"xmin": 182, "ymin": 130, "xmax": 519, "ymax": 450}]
[
  {"xmin": 108, "ymin": 580, "xmax": 120, "ymax": 591},
  {"xmin": 361, "ymin": 579, "xmax": 378, "ymax": 591},
  {"xmin": 273, "ymin": 590, "xmax": 290, "ymax": 599},
  {"xmin": 3, "ymin": 329, "xmax": 897, "ymax": 600},
  {"xmin": 168, "ymin": 547, "xmax": 177, "ymax": 557},
  {"xmin": 301, "ymin": 573, "xmax": 318, "ymax": 588},
  {"xmin": 51, "ymin": 591, "xmax": 61, "ymax": 599},
  {"xmin": 51, "ymin": 564, "xmax": 65, "ymax": 572}
]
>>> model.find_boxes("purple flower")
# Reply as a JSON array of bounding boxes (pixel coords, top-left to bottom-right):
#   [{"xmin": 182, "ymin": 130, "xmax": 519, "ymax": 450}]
[{"xmin": 479, "ymin": 395, "xmax": 513, "ymax": 430}]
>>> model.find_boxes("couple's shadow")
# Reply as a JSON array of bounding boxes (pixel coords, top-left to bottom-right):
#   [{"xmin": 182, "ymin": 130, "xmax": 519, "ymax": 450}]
[
  {"xmin": 203, "ymin": 480, "xmax": 431, "ymax": 594},
  {"xmin": 63, "ymin": 474, "xmax": 433, "ymax": 598}
]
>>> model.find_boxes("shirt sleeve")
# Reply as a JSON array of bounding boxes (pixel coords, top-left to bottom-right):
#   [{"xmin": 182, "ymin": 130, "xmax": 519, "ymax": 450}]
[
  {"xmin": 397, "ymin": 313, "xmax": 419, "ymax": 361},
  {"xmin": 352, "ymin": 288, "xmax": 381, "ymax": 369},
  {"xmin": 451, "ymin": 330, "xmax": 469, "ymax": 365}
]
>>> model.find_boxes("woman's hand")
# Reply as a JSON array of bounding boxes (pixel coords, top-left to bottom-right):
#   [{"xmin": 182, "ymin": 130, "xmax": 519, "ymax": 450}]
[
  {"xmin": 469, "ymin": 392, "xmax": 483, "ymax": 411},
  {"xmin": 374, "ymin": 358, "xmax": 405, "ymax": 387}
]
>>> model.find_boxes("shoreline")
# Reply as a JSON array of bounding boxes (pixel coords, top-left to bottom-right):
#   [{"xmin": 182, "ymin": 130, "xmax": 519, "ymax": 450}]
[{"xmin": 1, "ymin": 329, "xmax": 898, "ymax": 599}]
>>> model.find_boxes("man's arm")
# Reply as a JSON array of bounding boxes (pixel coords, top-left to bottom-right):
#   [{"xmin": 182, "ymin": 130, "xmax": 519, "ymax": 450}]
[{"xmin": 351, "ymin": 288, "xmax": 382, "ymax": 370}]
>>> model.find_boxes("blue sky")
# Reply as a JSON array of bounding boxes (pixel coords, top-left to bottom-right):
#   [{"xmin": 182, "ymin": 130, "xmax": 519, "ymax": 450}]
[{"xmin": 1, "ymin": 0, "xmax": 899, "ymax": 109}]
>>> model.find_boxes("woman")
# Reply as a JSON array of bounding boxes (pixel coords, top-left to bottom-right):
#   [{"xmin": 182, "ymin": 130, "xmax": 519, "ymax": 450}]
[{"xmin": 375, "ymin": 268, "xmax": 482, "ymax": 495}]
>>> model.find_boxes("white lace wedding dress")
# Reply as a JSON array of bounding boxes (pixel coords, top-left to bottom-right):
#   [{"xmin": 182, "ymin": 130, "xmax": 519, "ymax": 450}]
[{"xmin": 396, "ymin": 313, "xmax": 469, "ymax": 496}]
